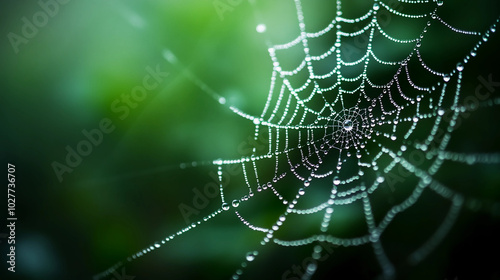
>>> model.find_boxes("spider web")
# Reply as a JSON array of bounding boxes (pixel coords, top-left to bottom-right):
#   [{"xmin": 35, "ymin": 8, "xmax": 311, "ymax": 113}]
[{"xmin": 95, "ymin": 0, "xmax": 500, "ymax": 279}]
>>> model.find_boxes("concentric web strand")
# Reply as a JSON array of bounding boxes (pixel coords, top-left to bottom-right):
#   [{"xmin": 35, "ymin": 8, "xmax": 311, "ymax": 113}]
[{"xmin": 95, "ymin": 0, "xmax": 500, "ymax": 279}]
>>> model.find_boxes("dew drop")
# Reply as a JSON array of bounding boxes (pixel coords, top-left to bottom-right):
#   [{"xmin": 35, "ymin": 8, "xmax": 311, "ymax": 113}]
[
  {"xmin": 222, "ymin": 202, "xmax": 230, "ymax": 211},
  {"xmin": 256, "ymin": 24, "xmax": 266, "ymax": 33},
  {"xmin": 437, "ymin": 0, "xmax": 443, "ymax": 6},
  {"xmin": 246, "ymin": 251, "xmax": 258, "ymax": 262},
  {"xmin": 456, "ymin": 63, "xmax": 464, "ymax": 72},
  {"xmin": 304, "ymin": 180, "xmax": 310, "ymax": 187},
  {"xmin": 298, "ymin": 188, "xmax": 305, "ymax": 195},
  {"xmin": 307, "ymin": 263, "xmax": 317, "ymax": 273},
  {"xmin": 370, "ymin": 230, "xmax": 380, "ymax": 242},
  {"xmin": 377, "ymin": 176, "xmax": 385, "ymax": 183},
  {"xmin": 373, "ymin": 3, "xmax": 380, "ymax": 10},
  {"xmin": 423, "ymin": 175, "xmax": 432, "ymax": 184},
  {"xmin": 333, "ymin": 176, "xmax": 341, "ymax": 186},
  {"xmin": 438, "ymin": 108, "xmax": 445, "ymax": 116},
  {"xmin": 443, "ymin": 74, "xmax": 450, "ymax": 82},
  {"xmin": 232, "ymin": 200, "xmax": 240, "ymax": 208}
]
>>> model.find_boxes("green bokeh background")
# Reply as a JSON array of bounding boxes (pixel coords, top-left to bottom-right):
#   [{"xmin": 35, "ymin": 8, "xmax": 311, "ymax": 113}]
[{"xmin": 1, "ymin": 0, "xmax": 500, "ymax": 279}]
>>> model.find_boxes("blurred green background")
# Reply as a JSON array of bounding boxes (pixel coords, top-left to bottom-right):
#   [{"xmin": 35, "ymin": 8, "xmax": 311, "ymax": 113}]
[{"xmin": 1, "ymin": 0, "xmax": 500, "ymax": 279}]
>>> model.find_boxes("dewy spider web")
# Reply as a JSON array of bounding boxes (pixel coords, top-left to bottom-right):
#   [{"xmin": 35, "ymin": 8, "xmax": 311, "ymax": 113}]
[{"xmin": 96, "ymin": 0, "xmax": 500, "ymax": 279}]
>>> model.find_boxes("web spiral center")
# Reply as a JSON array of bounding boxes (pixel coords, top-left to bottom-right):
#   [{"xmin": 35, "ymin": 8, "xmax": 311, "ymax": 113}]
[{"xmin": 327, "ymin": 106, "xmax": 373, "ymax": 150}]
